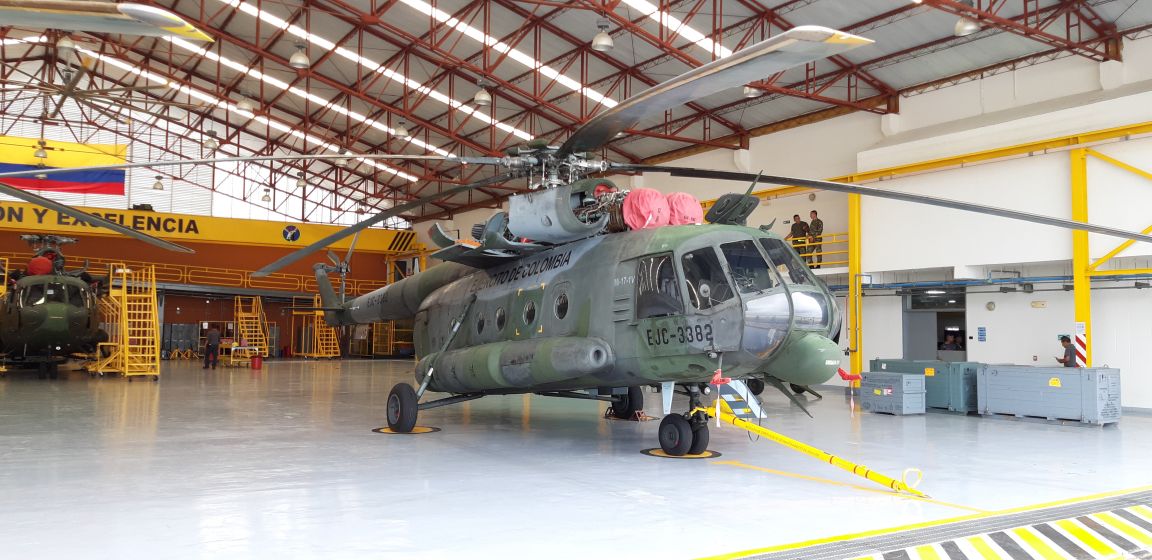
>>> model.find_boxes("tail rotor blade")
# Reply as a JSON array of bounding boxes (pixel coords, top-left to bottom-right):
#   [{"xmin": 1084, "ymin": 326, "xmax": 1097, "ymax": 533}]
[{"xmin": 344, "ymin": 231, "xmax": 361, "ymax": 267}]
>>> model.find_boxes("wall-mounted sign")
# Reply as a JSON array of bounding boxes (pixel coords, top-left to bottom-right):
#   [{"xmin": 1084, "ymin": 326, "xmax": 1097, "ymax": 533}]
[{"xmin": 977, "ymin": 327, "xmax": 987, "ymax": 342}]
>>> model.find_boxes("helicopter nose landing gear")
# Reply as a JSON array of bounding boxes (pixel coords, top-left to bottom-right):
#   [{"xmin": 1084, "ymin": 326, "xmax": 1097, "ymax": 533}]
[
  {"xmin": 657, "ymin": 384, "xmax": 711, "ymax": 456},
  {"xmin": 386, "ymin": 383, "xmax": 418, "ymax": 433}
]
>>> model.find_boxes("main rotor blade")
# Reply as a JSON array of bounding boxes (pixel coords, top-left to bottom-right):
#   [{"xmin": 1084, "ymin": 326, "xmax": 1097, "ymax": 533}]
[
  {"xmin": 0, "ymin": 181, "xmax": 195, "ymax": 253},
  {"xmin": 558, "ymin": 26, "xmax": 872, "ymax": 156},
  {"xmin": 252, "ymin": 172, "xmax": 519, "ymax": 277},
  {"xmin": 0, "ymin": 153, "xmax": 502, "ymax": 180},
  {"xmin": 613, "ymin": 164, "xmax": 1152, "ymax": 245}
]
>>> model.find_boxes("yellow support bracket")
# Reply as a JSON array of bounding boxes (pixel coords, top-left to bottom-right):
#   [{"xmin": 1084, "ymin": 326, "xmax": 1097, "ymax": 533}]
[{"xmin": 690, "ymin": 407, "xmax": 928, "ymax": 498}]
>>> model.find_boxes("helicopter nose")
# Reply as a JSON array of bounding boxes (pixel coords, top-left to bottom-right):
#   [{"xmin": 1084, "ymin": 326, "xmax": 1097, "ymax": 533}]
[{"xmin": 741, "ymin": 292, "xmax": 792, "ymax": 360}]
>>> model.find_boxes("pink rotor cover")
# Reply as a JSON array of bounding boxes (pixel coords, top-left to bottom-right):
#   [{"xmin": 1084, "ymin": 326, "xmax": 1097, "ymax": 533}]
[
  {"xmin": 666, "ymin": 192, "xmax": 704, "ymax": 225},
  {"xmin": 622, "ymin": 188, "xmax": 671, "ymax": 230}
]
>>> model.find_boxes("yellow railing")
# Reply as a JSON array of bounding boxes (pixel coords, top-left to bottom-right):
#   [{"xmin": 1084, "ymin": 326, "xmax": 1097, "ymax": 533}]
[
  {"xmin": 0, "ymin": 251, "xmax": 394, "ymax": 296},
  {"xmin": 788, "ymin": 231, "xmax": 849, "ymax": 268}
]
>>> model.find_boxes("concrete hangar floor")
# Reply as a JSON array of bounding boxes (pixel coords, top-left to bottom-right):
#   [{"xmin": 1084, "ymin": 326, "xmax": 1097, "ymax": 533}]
[{"xmin": 0, "ymin": 360, "xmax": 1149, "ymax": 560}]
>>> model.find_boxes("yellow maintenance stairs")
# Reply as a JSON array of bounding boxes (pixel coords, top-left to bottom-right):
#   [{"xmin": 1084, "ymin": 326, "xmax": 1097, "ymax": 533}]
[
  {"xmin": 231, "ymin": 296, "xmax": 270, "ymax": 365},
  {"xmin": 94, "ymin": 264, "xmax": 160, "ymax": 381},
  {"xmin": 291, "ymin": 295, "xmax": 341, "ymax": 358}
]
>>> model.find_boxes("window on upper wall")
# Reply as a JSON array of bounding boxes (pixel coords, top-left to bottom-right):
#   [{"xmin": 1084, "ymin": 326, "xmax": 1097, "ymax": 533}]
[
  {"xmin": 635, "ymin": 253, "xmax": 683, "ymax": 319},
  {"xmin": 681, "ymin": 248, "xmax": 734, "ymax": 310}
]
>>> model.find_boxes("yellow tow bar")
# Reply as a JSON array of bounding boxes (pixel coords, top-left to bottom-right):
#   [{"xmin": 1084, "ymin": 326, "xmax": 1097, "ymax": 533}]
[{"xmin": 690, "ymin": 406, "xmax": 929, "ymax": 498}]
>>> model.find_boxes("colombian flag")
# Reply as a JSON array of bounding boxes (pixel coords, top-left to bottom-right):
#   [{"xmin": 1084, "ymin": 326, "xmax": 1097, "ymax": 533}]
[{"xmin": 0, "ymin": 135, "xmax": 126, "ymax": 195}]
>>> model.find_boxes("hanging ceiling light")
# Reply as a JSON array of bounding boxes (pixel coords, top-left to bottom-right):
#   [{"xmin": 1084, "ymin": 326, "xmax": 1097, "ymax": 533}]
[
  {"xmin": 261, "ymin": 188, "xmax": 272, "ymax": 202},
  {"xmin": 295, "ymin": 172, "xmax": 306, "ymax": 188},
  {"xmin": 203, "ymin": 130, "xmax": 219, "ymax": 151},
  {"xmin": 152, "ymin": 175, "xmax": 164, "ymax": 190},
  {"xmin": 334, "ymin": 150, "xmax": 350, "ymax": 168},
  {"xmin": 954, "ymin": 0, "xmax": 981, "ymax": 37},
  {"xmin": 56, "ymin": 35, "xmax": 76, "ymax": 58},
  {"xmin": 395, "ymin": 120, "xmax": 410, "ymax": 138},
  {"xmin": 473, "ymin": 78, "xmax": 492, "ymax": 106},
  {"xmin": 289, "ymin": 42, "xmax": 310, "ymax": 69},
  {"xmin": 743, "ymin": 85, "xmax": 762, "ymax": 98},
  {"xmin": 33, "ymin": 139, "xmax": 47, "ymax": 160},
  {"xmin": 236, "ymin": 92, "xmax": 255, "ymax": 112},
  {"xmin": 591, "ymin": 19, "xmax": 614, "ymax": 52}
]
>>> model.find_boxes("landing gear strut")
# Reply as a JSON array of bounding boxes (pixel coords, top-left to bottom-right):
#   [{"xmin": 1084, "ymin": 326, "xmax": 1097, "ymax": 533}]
[{"xmin": 658, "ymin": 384, "xmax": 710, "ymax": 456}]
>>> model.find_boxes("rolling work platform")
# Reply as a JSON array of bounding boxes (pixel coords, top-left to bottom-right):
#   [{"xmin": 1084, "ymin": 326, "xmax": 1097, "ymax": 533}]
[
  {"xmin": 291, "ymin": 295, "xmax": 341, "ymax": 358},
  {"xmin": 232, "ymin": 296, "xmax": 270, "ymax": 363},
  {"xmin": 94, "ymin": 264, "xmax": 160, "ymax": 381}
]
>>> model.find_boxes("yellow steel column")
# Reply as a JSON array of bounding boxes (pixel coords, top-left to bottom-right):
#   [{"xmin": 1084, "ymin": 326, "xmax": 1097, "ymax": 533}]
[
  {"xmin": 1070, "ymin": 148, "xmax": 1092, "ymax": 366},
  {"xmin": 848, "ymin": 193, "xmax": 863, "ymax": 384}
]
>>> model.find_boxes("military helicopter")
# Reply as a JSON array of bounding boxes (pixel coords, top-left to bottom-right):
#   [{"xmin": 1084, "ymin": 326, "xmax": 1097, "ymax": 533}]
[
  {"xmin": 244, "ymin": 25, "xmax": 1152, "ymax": 456},
  {"xmin": 0, "ymin": 235, "xmax": 108, "ymax": 378}
]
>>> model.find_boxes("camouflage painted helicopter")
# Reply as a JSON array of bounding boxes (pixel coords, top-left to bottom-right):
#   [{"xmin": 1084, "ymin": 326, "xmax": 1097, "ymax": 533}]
[
  {"xmin": 248, "ymin": 26, "xmax": 1152, "ymax": 456},
  {"xmin": 2, "ymin": 25, "xmax": 1149, "ymax": 449},
  {"xmin": 0, "ymin": 235, "xmax": 108, "ymax": 378}
]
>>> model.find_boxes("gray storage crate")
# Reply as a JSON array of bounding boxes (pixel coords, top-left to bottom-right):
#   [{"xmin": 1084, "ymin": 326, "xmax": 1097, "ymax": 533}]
[
  {"xmin": 861, "ymin": 372, "xmax": 926, "ymax": 415},
  {"xmin": 871, "ymin": 359, "xmax": 980, "ymax": 413},
  {"xmin": 977, "ymin": 366, "xmax": 1121, "ymax": 425}
]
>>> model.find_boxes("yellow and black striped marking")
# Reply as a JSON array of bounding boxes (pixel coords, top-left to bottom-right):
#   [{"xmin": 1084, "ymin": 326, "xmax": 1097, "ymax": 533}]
[
  {"xmin": 372, "ymin": 426, "xmax": 441, "ymax": 434},
  {"xmin": 703, "ymin": 487, "xmax": 1152, "ymax": 560},
  {"xmin": 387, "ymin": 230, "xmax": 417, "ymax": 253},
  {"xmin": 641, "ymin": 448, "xmax": 722, "ymax": 459}
]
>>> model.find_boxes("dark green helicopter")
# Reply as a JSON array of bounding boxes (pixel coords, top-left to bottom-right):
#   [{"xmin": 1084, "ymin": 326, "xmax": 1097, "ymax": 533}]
[
  {"xmin": 3, "ymin": 26, "xmax": 1149, "ymax": 448},
  {"xmin": 250, "ymin": 25, "xmax": 1152, "ymax": 456},
  {"xmin": 0, "ymin": 235, "xmax": 106, "ymax": 378}
]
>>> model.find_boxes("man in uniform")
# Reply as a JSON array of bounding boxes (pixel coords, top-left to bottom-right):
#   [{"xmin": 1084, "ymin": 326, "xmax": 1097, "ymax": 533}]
[
  {"xmin": 786, "ymin": 214, "xmax": 810, "ymax": 264},
  {"xmin": 808, "ymin": 210, "xmax": 824, "ymax": 269},
  {"xmin": 203, "ymin": 325, "xmax": 221, "ymax": 370}
]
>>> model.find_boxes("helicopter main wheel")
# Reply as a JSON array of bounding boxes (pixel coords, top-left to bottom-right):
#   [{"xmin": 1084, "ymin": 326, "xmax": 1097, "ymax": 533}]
[
  {"xmin": 612, "ymin": 386, "xmax": 644, "ymax": 419},
  {"xmin": 747, "ymin": 378, "xmax": 765, "ymax": 396},
  {"xmin": 658, "ymin": 414, "xmax": 693, "ymax": 456},
  {"xmin": 688, "ymin": 424, "xmax": 710, "ymax": 455},
  {"xmin": 790, "ymin": 383, "xmax": 807, "ymax": 395},
  {"xmin": 387, "ymin": 383, "xmax": 419, "ymax": 433}
]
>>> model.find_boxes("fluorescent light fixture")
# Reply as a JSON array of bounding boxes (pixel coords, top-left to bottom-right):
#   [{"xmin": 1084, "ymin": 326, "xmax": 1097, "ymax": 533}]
[
  {"xmin": 211, "ymin": 0, "xmax": 541, "ymax": 140},
  {"xmin": 925, "ymin": 289, "xmax": 946, "ymax": 295},
  {"xmin": 947, "ymin": 300, "xmax": 956, "ymax": 304},
  {"xmin": 945, "ymin": 326, "xmax": 960, "ymax": 331}
]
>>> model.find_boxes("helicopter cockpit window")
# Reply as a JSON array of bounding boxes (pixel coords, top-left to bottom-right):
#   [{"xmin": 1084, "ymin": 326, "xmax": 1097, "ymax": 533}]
[
  {"xmin": 681, "ymin": 248, "xmax": 734, "ymax": 310},
  {"xmin": 22, "ymin": 283, "xmax": 46, "ymax": 306},
  {"xmin": 45, "ymin": 283, "xmax": 68, "ymax": 304},
  {"xmin": 635, "ymin": 254, "xmax": 683, "ymax": 319},
  {"xmin": 721, "ymin": 240, "xmax": 776, "ymax": 294},
  {"xmin": 67, "ymin": 285, "xmax": 84, "ymax": 307},
  {"xmin": 759, "ymin": 238, "xmax": 812, "ymax": 285}
]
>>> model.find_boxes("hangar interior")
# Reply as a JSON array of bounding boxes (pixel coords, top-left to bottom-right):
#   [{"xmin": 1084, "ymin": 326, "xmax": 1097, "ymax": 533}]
[{"xmin": 3, "ymin": 1, "xmax": 1152, "ymax": 559}]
